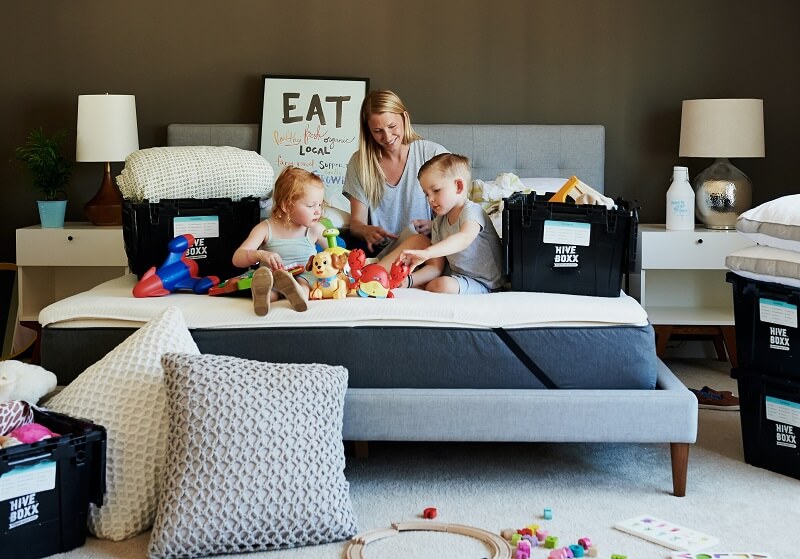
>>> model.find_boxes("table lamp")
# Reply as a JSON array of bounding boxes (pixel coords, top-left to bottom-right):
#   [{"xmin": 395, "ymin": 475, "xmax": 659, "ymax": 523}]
[
  {"xmin": 679, "ymin": 98, "xmax": 765, "ymax": 229},
  {"xmin": 76, "ymin": 94, "xmax": 139, "ymax": 226}
]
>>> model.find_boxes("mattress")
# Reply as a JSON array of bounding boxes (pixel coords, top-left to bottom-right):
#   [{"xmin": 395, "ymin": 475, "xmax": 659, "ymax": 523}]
[{"xmin": 40, "ymin": 275, "xmax": 658, "ymax": 390}]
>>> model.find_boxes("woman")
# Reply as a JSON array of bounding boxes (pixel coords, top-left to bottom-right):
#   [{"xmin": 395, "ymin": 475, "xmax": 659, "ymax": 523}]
[{"xmin": 343, "ymin": 89, "xmax": 449, "ymax": 287}]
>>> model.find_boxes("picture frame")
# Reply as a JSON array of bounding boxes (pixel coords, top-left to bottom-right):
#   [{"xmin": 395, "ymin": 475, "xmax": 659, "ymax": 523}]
[{"xmin": 258, "ymin": 75, "xmax": 369, "ymax": 213}]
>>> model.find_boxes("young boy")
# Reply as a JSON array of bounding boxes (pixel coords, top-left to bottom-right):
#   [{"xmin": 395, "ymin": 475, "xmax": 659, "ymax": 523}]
[{"xmin": 399, "ymin": 153, "xmax": 504, "ymax": 294}]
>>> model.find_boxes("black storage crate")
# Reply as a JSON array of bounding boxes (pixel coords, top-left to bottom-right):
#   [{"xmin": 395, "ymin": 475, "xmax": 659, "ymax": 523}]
[
  {"xmin": 123, "ymin": 197, "xmax": 261, "ymax": 281},
  {"xmin": 502, "ymin": 192, "xmax": 638, "ymax": 297},
  {"xmin": 727, "ymin": 272, "xmax": 800, "ymax": 379},
  {"xmin": 0, "ymin": 409, "xmax": 106, "ymax": 559},
  {"xmin": 733, "ymin": 367, "xmax": 800, "ymax": 480}
]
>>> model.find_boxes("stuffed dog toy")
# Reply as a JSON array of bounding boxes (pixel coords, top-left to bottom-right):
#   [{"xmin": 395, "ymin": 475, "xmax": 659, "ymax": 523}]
[{"xmin": 305, "ymin": 251, "xmax": 349, "ymax": 300}]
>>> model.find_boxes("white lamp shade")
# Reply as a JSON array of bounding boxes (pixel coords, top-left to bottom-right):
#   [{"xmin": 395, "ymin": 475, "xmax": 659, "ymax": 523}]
[
  {"xmin": 679, "ymin": 98, "xmax": 765, "ymax": 158},
  {"xmin": 76, "ymin": 94, "xmax": 139, "ymax": 162}
]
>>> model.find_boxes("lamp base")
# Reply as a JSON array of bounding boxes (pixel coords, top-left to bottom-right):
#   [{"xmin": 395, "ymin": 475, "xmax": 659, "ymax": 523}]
[
  {"xmin": 694, "ymin": 157, "xmax": 752, "ymax": 229},
  {"xmin": 84, "ymin": 163, "xmax": 122, "ymax": 226}
]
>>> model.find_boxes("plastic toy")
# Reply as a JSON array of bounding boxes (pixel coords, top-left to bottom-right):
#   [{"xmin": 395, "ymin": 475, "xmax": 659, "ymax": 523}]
[
  {"xmin": 0, "ymin": 360, "xmax": 57, "ymax": 405},
  {"xmin": 132, "ymin": 234, "xmax": 220, "ymax": 297},
  {"xmin": 305, "ymin": 251, "xmax": 349, "ymax": 300},
  {"xmin": 610, "ymin": 555, "xmax": 627, "ymax": 559},
  {"xmin": 543, "ymin": 507, "xmax": 553, "ymax": 520},
  {"xmin": 569, "ymin": 544, "xmax": 585, "ymax": 557},
  {"xmin": 577, "ymin": 537, "xmax": 592, "ymax": 550},
  {"xmin": 517, "ymin": 528, "xmax": 532, "ymax": 536},
  {"xmin": 321, "ymin": 226, "xmax": 348, "ymax": 256},
  {"xmin": 545, "ymin": 535, "xmax": 558, "ymax": 549},
  {"xmin": 346, "ymin": 249, "xmax": 410, "ymax": 298},
  {"xmin": 422, "ymin": 507, "xmax": 437, "ymax": 519},
  {"xmin": 535, "ymin": 528, "xmax": 548, "ymax": 542},
  {"xmin": 587, "ymin": 546, "xmax": 598, "ymax": 557},
  {"xmin": 208, "ymin": 265, "xmax": 304, "ymax": 297}
]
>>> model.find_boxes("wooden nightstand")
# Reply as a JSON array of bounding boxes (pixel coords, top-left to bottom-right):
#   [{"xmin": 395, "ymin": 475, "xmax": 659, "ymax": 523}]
[
  {"xmin": 15, "ymin": 223, "xmax": 128, "ymax": 324},
  {"xmin": 636, "ymin": 224, "xmax": 755, "ymax": 365}
]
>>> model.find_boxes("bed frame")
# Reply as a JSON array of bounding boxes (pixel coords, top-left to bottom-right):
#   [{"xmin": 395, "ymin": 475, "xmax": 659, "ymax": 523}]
[{"xmin": 41, "ymin": 123, "xmax": 697, "ymax": 496}]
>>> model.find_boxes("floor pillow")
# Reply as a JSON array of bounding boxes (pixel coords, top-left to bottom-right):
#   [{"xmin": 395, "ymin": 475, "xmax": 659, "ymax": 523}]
[
  {"xmin": 148, "ymin": 352, "xmax": 357, "ymax": 559},
  {"xmin": 45, "ymin": 306, "xmax": 199, "ymax": 540}
]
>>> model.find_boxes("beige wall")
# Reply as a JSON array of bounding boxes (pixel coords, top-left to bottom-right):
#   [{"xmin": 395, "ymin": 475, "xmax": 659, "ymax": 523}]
[{"xmin": 2, "ymin": 0, "xmax": 798, "ymax": 262}]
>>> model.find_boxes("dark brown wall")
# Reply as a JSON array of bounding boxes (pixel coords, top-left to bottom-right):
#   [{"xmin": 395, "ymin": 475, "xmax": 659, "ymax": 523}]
[{"xmin": 2, "ymin": 0, "xmax": 797, "ymax": 262}]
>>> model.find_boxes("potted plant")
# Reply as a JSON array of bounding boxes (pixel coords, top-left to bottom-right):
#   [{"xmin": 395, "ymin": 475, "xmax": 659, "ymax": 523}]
[{"xmin": 14, "ymin": 127, "xmax": 73, "ymax": 227}]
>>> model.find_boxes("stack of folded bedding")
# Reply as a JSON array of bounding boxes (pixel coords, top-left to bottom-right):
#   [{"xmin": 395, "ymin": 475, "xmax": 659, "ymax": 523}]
[{"xmin": 726, "ymin": 194, "xmax": 800, "ymax": 288}]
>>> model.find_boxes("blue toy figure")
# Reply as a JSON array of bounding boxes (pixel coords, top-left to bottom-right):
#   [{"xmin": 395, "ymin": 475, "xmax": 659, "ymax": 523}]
[{"xmin": 132, "ymin": 234, "xmax": 219, "ymax": 297}]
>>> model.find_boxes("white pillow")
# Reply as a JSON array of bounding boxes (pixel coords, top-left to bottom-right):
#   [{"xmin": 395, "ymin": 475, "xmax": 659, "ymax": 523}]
[
  {"xmin": 117, "ymin": 146, "xmax": 274, "ymax": 202},
  {"xmin": 45, "ymin": 307, "xmax": 200, "ymax": 541},
  {"xmin": 737, "ymin": 194, "xmax": 800, "ymax": 252},
  {"xmin": 726, "ymin": 244, "xmax": 800, "ymax": 287}
]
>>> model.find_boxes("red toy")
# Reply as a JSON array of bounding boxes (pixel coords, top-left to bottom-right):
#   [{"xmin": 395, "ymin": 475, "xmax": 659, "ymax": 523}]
[
  {"xmin": 133, "ymin": 234, "xmax": 220, "ymax": 297},
  {"xmin": 346, "ymin": 249, "xmax": 410, "ymax": 298},
  {"xmin": 422, "ymin": 507, "xmax": 437, "ymax": 519}
]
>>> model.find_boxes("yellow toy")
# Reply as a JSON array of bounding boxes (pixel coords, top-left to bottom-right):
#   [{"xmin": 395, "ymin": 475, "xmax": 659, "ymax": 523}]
[{"xmin": 305, "ymin": 251, "xmax": 349, "ymax": 300}]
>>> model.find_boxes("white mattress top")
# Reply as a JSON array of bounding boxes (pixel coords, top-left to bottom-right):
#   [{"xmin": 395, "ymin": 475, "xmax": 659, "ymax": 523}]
[{"xmin": 40, "ymin": 275, "xmax": 649, "ymax": 330}]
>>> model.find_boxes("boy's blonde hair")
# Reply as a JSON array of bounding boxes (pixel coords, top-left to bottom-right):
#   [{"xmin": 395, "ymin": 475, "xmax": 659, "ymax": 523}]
[
  {"xmin": 271, "ymin": 166, "xmax": 324, "ymax": 221},
  {"xmin": 356, "ymin": 89, "xmax": 422, "ymax": 207},
  {"xmin": 418, "ymin": 153, "xmax": 472, "ymax": 187}
]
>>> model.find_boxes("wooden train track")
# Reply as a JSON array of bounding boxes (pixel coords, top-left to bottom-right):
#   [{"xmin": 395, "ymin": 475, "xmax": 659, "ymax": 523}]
[{"xmin": 344, "ymin": 521, "xmax": 513, "ymax": 559}]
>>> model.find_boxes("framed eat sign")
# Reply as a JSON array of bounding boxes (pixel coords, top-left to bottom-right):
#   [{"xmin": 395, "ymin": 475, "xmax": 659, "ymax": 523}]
[{"xmin": 258, "ymin": 75, "xmax": 369, "ymax": 212}]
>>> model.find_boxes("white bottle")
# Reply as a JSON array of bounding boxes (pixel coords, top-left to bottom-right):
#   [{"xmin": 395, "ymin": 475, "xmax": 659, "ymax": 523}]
[{"xmin": 666, "ymin": 166, "xmax": 695, "ymax": 231}]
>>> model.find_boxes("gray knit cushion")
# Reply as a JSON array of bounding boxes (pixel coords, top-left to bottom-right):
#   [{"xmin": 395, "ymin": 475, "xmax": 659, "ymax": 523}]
[{"xmin": 147, "ymin": 353, "xmax": 357, "ymax": 559}]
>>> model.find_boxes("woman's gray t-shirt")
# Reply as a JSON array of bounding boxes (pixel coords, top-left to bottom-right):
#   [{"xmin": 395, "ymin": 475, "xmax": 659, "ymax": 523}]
[{"xmin": 343, "ymin": 139, "xmax": 448, "ymax": 255}]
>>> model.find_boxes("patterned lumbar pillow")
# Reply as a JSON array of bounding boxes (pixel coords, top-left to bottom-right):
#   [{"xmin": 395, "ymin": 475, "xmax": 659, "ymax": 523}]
[
  {"xmin": 148, "ymin": 353, "xmax": 357, "ymax": 559},
  {"xmin": 45, "ymin": 307, "xmax": 199, "ymax": 541}
]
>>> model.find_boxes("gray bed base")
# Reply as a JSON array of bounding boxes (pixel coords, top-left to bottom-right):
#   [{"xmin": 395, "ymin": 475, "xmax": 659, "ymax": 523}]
[{"xmin": 80, "ymin": 123, "xmax": 695, "ymax": 495}]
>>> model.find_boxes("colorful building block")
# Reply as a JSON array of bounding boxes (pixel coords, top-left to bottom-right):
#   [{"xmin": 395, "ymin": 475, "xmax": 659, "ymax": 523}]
[
  {"xmin": 569, "ymin": 544, "xmax": 585, "ymax": 557},
  {"xmin": 577, "ymin": 537, "xmax": 592, "ymax": 550},
  {"xmin": 545, "ymin": 535, "xmax": 558, "ymax": 548},
  {"xmin": 543, "ymin": 507, "xmax": 553, "ymax": 520}
]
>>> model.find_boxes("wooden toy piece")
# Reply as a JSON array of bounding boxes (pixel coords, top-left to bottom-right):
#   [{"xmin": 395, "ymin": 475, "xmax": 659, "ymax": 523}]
[
  {"xmin": 548, "ymin": 176, "xmax": 615, "ymax": 209},
  {"xmin": 346, "ymin": 521, "xmax": 513, "ymax": 559},
  {"xmin": 535, "ymin": 528, "xmax": 548, "ymax": 541},
  {"xmin": 587, "ymin": 545, "xmax": 598, "ymax": 557},
  {"xmin": 511, "ymin": 533, "xmax": 522, "ymax": 545},
  {"xmin": 577, "ymin": 537, "xmax": 592, "ymax": 550},
  {"xmin": 526, "ymin": 524, "xmax": 540, "ymax": 533},
  {"xmin": 543, "ymin": 507, "xmax": 553, "ymax": 520},
  {"xmin": 515, "ymin": 550, "xmax": 529, "ymax": 559},
  {"xmin": 548, "ymin": 548, "xmax": 569, "ymax": 559},
  {"xmin": 517, "ymin": 540, "xmax": 531, "ymax": 553},
  {"xmin": 422, "ymin": 507, "xmax": 437, "ymax": 519},
  {"xmin": 610, "ymin": 554, "xmax": 628, "ymax": 559},
  {"xmin": 501, "ymin": 528, "xmax": 517, "ymax": 540},
  {"xmin": 545, "ymin": 535, "xmax": 559, "ymax": 549},
  {"xmin": 569, "ymin": 543, "xmax": 585, "ymax": 557},
  {"xmin": 517, "ymin": 527, "xmax": 533, "ymax": 536}
]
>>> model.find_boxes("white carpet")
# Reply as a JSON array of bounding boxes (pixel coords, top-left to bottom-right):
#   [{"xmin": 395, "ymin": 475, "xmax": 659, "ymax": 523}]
[{"xmin": 56, "ymin": 358, "xmax": 799, "ymax": 559}]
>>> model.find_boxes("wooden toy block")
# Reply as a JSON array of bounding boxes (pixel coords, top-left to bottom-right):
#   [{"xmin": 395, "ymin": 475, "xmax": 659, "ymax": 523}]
[
  {"xmin": 543, "ymin": 507, "xmax": 553, "ymax": 520},
  {"xmin": 545, "ymin": 535, "xmax": 558, "ymax": 549}
]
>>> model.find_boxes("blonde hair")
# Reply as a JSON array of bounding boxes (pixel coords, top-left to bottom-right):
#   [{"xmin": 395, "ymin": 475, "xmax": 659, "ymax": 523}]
[
  {"xmin": 356, "ymin": 89, "xmax": 422, "ymax": 207},
  {"xmin": 418, "ymin": 153, "xmax": 472, "ymax": 187},
  {"xmin": 271, "ymin": 166, "xmax": 324, "ymax": 222}
]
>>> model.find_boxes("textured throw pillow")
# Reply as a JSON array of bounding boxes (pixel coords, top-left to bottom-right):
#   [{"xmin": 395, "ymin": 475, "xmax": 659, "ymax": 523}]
[
  {"xmin": 45, "ymin": 307, "xmax": 200, "ymax": 541},
  {"xmin": 737, "ymin": 194, "xmax": 800, "ymax": 252},
  {"xmin": 148, "ymin": 353, "xmax": 357, "ymax": 559},
  {"xmin": 116, "ymin": 146, "xmax": 274, "ymax": 202}
]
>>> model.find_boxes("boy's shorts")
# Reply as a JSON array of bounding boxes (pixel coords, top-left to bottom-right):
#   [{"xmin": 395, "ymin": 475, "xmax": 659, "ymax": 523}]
[{"xmin": 450, "ymin": 274, "xmax": 491, "ymax": 295}]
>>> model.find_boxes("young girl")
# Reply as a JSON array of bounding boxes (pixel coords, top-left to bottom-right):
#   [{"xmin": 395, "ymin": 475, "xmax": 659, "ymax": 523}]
[{"xmin": 232, "ymin": 166, "xmax": 328, "ymax": 316}]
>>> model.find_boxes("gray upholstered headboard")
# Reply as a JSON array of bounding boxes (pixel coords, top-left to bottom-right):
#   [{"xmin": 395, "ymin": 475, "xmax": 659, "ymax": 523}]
[{"xmin": 167, "ymin": 123, "xmax": 605, "ymax": 192}]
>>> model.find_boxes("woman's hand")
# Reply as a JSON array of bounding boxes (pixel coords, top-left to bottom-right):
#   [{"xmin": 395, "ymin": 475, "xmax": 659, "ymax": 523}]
[
  {"xmin": 411, "ymin": 219, "xmax": 432, "ymax": 236},
  {"xmin": 362, "ymin": 225, "xmax": 398, "ymax": 253}
]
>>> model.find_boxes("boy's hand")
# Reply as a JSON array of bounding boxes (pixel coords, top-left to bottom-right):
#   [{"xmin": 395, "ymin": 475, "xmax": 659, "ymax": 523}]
[{"xmin": 400, "ymin": 249, "xmax": 427, "ymax": 271}]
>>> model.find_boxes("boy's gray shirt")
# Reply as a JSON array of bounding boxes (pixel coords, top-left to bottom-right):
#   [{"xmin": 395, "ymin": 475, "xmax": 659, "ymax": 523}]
[{"xmin": 431, "ymin": 199, "xmax": 505, "ymax": 289}]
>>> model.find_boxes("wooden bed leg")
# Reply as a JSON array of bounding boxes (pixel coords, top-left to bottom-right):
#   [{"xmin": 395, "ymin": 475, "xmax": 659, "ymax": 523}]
[
  {"xmin": 670, "ymin": 442, "xmax": 689, "ymax": 497},
  {"xmin": 354, "ymin": 441, "xmax": 369, "ymax": 459}
]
